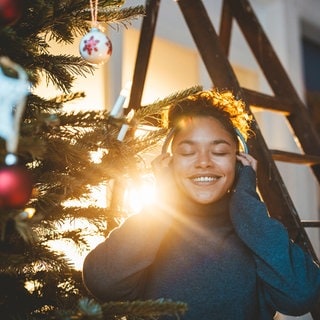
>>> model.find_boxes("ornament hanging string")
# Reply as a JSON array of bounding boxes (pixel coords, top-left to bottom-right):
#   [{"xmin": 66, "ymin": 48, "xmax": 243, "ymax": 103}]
[
  {"xmin": 90, "ymin": 0, "xmax": 99, "ymax": 28},
  {"xmin": 79, "ymin": 0, "xmax": 112, "ymax": 65}
]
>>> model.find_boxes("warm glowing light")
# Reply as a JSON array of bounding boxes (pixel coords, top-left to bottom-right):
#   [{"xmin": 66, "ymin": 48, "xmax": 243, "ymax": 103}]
[
  {"xmin": 49, "ymin": 176, "xmax": 158, "ymax": 269},
  {"xmin": 124, "ymin": 175, "xmax": 156, "ymax": 214},
  {"xmin": 90, "ymin": 148, "xmax": 106, "ymax": 163},
  {"xmin": 46, "ymin": 218, "xmax": 105, "ymax": 271},
  {"xmin": 25, "ymin": 280, "xmax": 38, "ymax": 293},
  {"xmin": 18, "ymin": 207, "xmax": 36, "ymax": 220},
  {"xmin": 62, "ymin": 183, "xmax": 108, "ymax": 208}
]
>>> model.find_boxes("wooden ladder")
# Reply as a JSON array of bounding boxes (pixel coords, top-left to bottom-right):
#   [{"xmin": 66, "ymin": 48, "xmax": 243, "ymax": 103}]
[{"xmin": 127, "ymin": 0, "xmax": 320, "ymax": 318}]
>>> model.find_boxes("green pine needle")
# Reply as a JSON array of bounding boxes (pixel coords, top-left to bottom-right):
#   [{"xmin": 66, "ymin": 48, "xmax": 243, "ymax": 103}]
[{"xmin": 77, "ymin": 298, "xmax": 187, "ymax": 320}]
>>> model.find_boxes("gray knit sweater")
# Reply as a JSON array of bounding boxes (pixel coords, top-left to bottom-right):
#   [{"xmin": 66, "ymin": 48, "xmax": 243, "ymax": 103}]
[{"xmin": 82, "ymin": 166, "xmax": 320, "ymax": 319}]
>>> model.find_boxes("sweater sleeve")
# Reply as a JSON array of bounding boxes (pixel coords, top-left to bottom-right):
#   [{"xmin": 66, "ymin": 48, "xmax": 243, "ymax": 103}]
[
  {"xmin": 230, "ymin": 166, "xmax": 320, "ymax": 316},
  {"xmin": 82, "ymin": 207, "xmax": 171, "ymax": 302}
]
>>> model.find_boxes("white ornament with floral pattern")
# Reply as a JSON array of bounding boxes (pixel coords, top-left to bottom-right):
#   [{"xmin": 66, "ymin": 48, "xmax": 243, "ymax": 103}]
[{"xmin": 79, "ymin": 28, "xmax": 112, "ymax": 65}]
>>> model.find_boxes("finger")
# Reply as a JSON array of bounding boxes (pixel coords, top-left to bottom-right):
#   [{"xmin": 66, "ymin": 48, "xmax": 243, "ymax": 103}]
[{"xmin": 236, "ymin": 153, "xmax": 258, "ymax": 172}]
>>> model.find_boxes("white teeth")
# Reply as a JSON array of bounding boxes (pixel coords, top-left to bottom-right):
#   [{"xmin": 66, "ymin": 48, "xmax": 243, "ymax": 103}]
[{"xmin": 193, "ymin": 176, "xmax": 216, "ymax": 182}]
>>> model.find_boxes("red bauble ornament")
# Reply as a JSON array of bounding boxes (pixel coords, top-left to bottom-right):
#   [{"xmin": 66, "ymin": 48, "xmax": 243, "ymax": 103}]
[
  {"xmin": 0, "ymin": 0, "xmax": 23, "ymax": 27},
  {"xmin": 0, "ymin": 165, "xmax": 33, "ymax": 209}
]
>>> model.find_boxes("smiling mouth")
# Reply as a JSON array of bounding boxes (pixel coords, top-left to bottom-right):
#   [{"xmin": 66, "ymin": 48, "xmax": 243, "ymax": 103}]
[{"xmin": 191, "ymin": 176, "xmax": 220, "ymax": 183}]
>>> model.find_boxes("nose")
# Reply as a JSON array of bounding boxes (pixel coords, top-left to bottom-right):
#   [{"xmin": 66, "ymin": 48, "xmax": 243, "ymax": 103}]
[{"xmin": 195, "ymin": 151, "xmax": 213, "ymax": 168}]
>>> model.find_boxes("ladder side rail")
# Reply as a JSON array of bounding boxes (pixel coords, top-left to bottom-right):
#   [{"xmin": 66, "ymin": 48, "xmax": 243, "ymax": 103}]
[
  {"xmin": 177, "ymin": 0, "xmax": 240, "ymax": 91},
  {"xmin": 227, "ymin": 0, "xmax": 320, "ymax": 181},
  {"xmin": 127, "ymin": 0, "xmax": 161, "ymax": 111},
  {"xmin": 227, "ymin": 0, "xmax": 300, "ymax": 100},
  {"xmin": 249, "ymin": 136, "xmax": 318, "ymax": 257},
  {"xmin": 219, "ymin": 0, "xmax": 233, "ymax": 56}
]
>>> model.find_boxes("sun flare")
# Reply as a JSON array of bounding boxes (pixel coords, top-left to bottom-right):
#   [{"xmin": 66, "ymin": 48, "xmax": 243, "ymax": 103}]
[{"xmin": 48, "ymin": 174, "xmax": 157, "ymax": 270}]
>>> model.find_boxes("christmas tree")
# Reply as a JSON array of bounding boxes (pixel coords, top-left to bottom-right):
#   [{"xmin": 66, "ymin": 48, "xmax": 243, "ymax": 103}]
[{"xmin": 0, "ymin": 0, "xmax": 197, "ymax": 318}]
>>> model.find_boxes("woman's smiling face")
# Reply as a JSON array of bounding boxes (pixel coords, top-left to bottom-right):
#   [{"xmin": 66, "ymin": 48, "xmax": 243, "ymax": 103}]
[{"xmin": 171, "ymin": 116, "xmax": 237, "ymax": 204}]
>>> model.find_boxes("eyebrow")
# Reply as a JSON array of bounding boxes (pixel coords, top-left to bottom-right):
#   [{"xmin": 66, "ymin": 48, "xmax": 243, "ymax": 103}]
[{"xmin": 176, "ymin": 139, "xmax": 232, "ymax": 147}]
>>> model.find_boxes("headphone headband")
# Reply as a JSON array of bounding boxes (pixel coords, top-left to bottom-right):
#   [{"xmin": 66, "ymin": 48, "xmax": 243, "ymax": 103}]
[{"xmin": 234, "ymin": 128, "xmax": 249, "ymax": 154}]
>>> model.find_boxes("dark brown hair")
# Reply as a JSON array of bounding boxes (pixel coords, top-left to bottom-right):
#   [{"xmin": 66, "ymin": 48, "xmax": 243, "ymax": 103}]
[{"xmin": 167, "ymin": 89, "xmax": 253, "ymax": 144}]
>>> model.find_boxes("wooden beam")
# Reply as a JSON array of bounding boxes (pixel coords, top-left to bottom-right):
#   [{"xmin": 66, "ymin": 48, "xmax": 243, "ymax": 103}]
[
  {"xmin": 227, "ymin": 0, "xmax": 320, "ymax": 181},
  {"xmin": 177, "ymin": 0, "xmax": 240, "ymax": 91},
  {"xmin": 219, "ymin": 0, "xmax": 233, "ymax": 56},
  {"xmin": 242, "ymin": 88, "xmax": 292, "ymax": 115},
  {"xmin": 270, "ymin": 150, "xmax": 320, "ymax": 165},
  {"xmin": 127, "ymin": 0, "xmax": 161, "ymax": 112},
  {"xmin": 302, "ymin": 221, "xmax": 320, "ymax": 228}
]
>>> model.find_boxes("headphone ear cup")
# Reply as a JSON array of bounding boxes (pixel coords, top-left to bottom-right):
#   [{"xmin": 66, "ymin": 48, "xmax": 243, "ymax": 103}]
[
  {"xmin": 235, "ymin": 161, "xmax": 241, "ymax": 179},
  {"xmin": 235, "ymin": 161, "xmax": 242, "ymax": 180},
  {"xmin": 162, "ymin": 128, "xmax": 175, "ymax": 155},
  {"xmin": 234, "ymin": 129, "xmax": 248, "ymax": 185},
  {"xmin": 235, "ymin": 128, "xmax": 249, "ymax": 154}
]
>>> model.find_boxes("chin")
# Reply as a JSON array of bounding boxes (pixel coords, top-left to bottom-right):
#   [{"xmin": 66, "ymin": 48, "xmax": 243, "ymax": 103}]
[
  {"xmin": 191, "ymin": 196, "xmax": 220, "ymax": 205},
  {"xmin": 191, "ymin": 193, "xmax": 229, "ymax": 205}
]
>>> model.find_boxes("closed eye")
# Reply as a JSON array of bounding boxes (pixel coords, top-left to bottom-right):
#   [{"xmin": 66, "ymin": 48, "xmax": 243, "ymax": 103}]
[
  {"xmin": 179, "ymin": 151, "xmax": 196, "ymax": 156},
  {"xmin": 175, "ymin": 143, "xmax": 196, "ymax": 156},
  {"xmin": 175, "ymin": 140, "xmax": 234, "ymax": 156},
  {"xmin": 212, "ymin": 152, "xmax": 228, "ymax": 156}
]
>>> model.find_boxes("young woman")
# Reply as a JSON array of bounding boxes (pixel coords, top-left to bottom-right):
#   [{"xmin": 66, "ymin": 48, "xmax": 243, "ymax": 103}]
[{"xmin": 82, "ymin": 90, "xmax": 320, "ymax": 319}]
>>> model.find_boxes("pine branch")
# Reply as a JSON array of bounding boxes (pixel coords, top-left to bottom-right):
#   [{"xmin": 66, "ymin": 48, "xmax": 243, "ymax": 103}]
[
  {"xmin": 133, "ymin": 85, "xmax": 203, "ymax": 126},
  {"xmin": 54, "ymin": 110, "xmax": 109, "ymax": 128},
  {"xmin": 100, "ymin": 6, "xmax": 146, "ymax": 29},
  {"xmin": 0, "ymin": 240, "xmax": 73, "ymax": 272},
  {"xmin": 53, "ymin": 92, "xmax": 86, "ymax": 103},
  {"xmin": 24, "ymin": 93, "xmax": 67, "ymax": 115},
  {"xmin": 70, "ymin": 298, "xmax": 188, "ymax": 320},
  {"xmin": 122, "ymin": 128, "xmax": 167, "ymax": 156},
  {"xmin": 0, "ymin": 2, "xmax": 197, "ymax": 319},
  {"xmin": 33, "ymin": 54, "xmax": 95, "ymax": 92}
]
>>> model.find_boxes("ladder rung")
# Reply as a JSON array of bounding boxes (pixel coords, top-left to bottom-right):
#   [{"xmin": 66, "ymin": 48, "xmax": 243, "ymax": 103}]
[
  {"xmin": 242, "ymin": 88, "xmax": 293, "ymax": 115},
  {"xmin": 270, "ymin": 149, "xmax": 320, "ymax": 165},
  {"xmin": 301, "ymin": 221, "xmax": 320, "ymax": 228}
]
